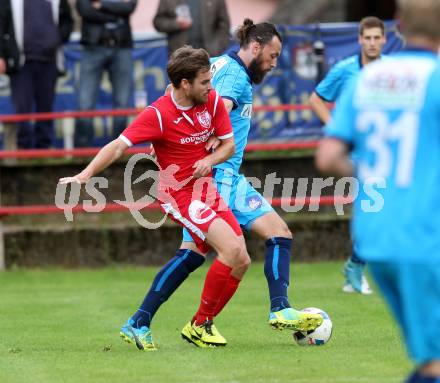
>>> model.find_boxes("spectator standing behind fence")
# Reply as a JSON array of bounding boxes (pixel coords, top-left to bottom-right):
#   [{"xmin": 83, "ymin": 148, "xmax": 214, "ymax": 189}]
[
  {"xmin": 153, "ymin": 0, "xmax": 230, "ymax": 56},
  {"xmin": 74, "ymin": 0, "xmax": 137, "ymax": 147},
  {"xmin": 0, "ymin": 0, "xmax": 73, "ymax": 149}
]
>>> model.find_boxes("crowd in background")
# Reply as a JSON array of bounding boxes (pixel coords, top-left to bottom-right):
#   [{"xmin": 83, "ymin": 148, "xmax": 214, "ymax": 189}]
[
  {"xmin": 0, "ymin": 0, "xmax": 231, "ymax": 149},
  {"xmin": 0, "ymin": 0, "xmax": 400, "ymax": 150}
]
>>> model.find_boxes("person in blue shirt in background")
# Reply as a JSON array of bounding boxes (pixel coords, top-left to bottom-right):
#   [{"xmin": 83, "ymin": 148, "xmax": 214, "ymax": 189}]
[
  {"xmin": 315, "ymin": 0, "xmax": 440, "ymax": 381},
  {"xmin": 120, "ymin": 19, "xmax": 323, "ymax": 351},
  {"xmin": 309, "ymin": 16, "xmax": 387, "ymax": 295}
]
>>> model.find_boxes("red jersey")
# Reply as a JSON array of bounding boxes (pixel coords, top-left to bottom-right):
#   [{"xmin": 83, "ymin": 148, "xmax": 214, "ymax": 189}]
[{"xmin": 120, "ymin": 90, "xmax": 233, "ymax": 196}]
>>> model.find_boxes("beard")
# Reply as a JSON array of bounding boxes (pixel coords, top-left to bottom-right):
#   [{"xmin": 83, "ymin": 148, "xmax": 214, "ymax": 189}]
[
  {"xmin": 249, "ymin": 54, "xmax": 271, "ymax": 84},
  {"xmin": 189, "ymin": 90, "xmax": 209, "ymax": 105}
]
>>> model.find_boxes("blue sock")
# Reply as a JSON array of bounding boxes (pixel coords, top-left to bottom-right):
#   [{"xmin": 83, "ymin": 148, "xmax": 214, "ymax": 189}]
[
  {"xmin": 264, "ymin": 237, "xmax": 292, "ymax": 312},
  {"xmin": 406, "ymin": 371, "xmax": 440, "ymax": 383},
  {"xmin": 131, "ymin": 249, "xmax": 205, "ymax": 328}
]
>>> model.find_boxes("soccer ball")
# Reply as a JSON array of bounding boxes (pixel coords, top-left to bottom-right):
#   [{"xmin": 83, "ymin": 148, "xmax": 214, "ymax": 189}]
[{"xmin": 293, "ymin": 307, "xmax": 332, "ymax": 346}]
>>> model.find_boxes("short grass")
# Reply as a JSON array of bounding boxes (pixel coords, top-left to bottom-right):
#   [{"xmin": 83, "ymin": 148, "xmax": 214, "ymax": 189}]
[{"xmin": 0, "ymin": 262, "xmax": 411, "ymax": 383}]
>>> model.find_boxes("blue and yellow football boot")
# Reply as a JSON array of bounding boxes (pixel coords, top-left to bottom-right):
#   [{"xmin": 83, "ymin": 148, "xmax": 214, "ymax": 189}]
[
  {"xmin": 269, "ymin": 307, "xmax": 323, "ymax": 331},
  {"xmin": 120, "ymin": 319, "xmax": 156, "ymax": 351}
]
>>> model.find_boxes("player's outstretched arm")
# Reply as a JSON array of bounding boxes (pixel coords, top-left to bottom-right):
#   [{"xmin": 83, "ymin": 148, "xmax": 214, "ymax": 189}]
[
  {"xmin": 309, "ymin": 91, "xmax": 332, "ymax": 124},
  {"xmin": 58, "ymin": 138, "xmax": 129, "ymax": 184},
  {"xmin": 315, "ymin": 137, "xmax": 353, "ymax": 176},
  {"xmin": 192, "ymin": 137, "xmax": 235, "ymax": 178}
]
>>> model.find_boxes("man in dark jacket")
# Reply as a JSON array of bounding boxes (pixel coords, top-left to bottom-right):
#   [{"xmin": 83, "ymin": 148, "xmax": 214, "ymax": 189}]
[
  {"xmin": 153, "ymin": 0, "xmax": 230, "ymax": 56},
  {"xmin": 0, "ymin": 0, "xmax": 73, "ymax": 148},
  {"xmin": 74, "ymin": 0, "xmax": 137, "ymax": 147}
]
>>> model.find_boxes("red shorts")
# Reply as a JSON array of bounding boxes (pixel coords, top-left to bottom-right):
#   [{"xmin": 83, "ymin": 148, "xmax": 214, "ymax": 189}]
[{"xmin": 159, "ymin": 180, "xmax": 242, "ymax": 253}]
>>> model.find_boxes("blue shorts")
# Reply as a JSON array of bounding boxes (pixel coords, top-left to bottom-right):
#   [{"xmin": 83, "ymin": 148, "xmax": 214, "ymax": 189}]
[
  {"xmin": 182, "ymin": 168, "xmax": 274, "ymax": 243},
  {"xmin": 368, "ymin": 261, "xmax": 440, "ymax": 364}
]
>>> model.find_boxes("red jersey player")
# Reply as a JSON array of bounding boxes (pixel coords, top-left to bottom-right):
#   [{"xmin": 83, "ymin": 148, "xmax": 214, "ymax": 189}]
[
  {"xmin": 119, "ymin": 70, "xmax": 237, "ymax": 253},
  {"xmin": 59, "ymin": 46, "xmax": 250, "ymax": 350}
]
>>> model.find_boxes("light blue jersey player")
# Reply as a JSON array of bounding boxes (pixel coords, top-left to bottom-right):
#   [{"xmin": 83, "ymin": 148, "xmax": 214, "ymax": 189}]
[
  {"xmin": 182, "ymin": 51, "xmax": 274, "ymax": 231},
  {"xmin": 309, "ymin": 16, "xmax": 387, "ymax": 294},
  {"xmin": 122, "ymin": 19, "xmax": 324, "ymax": 350},
  {"xmin": 316, "ymin": 1, "xmax": 440, "ymax": 380},
  {"xmin": 315, "ymin": 54, "xmax": 365, "ymax": 103},
  {"xmin": 181, "ymin": 20, "xmax": 322, "ymax": 338}
]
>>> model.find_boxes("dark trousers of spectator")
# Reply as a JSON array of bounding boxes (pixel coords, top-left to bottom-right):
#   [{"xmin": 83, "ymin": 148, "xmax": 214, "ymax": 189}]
[
  {"xmin": 10, "ymin": 60, "xmax": 58, "ymax": 149},
  {"xmin": 75, "ymin": 47, "xmax": 133, "ymax": 147}
]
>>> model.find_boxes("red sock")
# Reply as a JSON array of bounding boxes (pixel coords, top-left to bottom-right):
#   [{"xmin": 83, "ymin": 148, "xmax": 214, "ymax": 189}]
[
  {"xmin": 193, "ymin": 258, "xmax": 232, "ymax": 325},
  {"xmin": 213, "ymin": 275, "xmax": 241, "ymax": 317}
]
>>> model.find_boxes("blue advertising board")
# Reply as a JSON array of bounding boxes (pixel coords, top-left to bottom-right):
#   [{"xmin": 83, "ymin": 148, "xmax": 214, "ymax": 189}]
[{"xmin": 0, "ymin": 21, "xmax": 405, "ymax": 148}]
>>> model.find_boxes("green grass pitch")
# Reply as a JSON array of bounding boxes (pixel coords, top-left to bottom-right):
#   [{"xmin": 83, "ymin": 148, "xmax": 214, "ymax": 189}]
[{"xmin": 0, "ymin": 262, "xmax": 411, "ymax": 383}]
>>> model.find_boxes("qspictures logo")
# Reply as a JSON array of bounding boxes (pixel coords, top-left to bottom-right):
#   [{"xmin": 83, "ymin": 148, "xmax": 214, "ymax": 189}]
[{"xmin": 55, "ymin": 154, "xmax": 386, "ymax": 229}]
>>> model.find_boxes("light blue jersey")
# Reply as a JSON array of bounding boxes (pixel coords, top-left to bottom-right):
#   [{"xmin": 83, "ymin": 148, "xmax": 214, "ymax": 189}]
[
  {"xmin": 210, "ymin": 52, "xmax": 253, "ymax": 174},
  {"xmin": 326, "ymin": 47, "xmax": 440, "ymax": 264},
  {"xmin": 182, "ymin": 52, "xmax": 274, "ymax": 242},
  {"xmin": 315, "ymin": 54, "xmax": 363, "ymax": 102}
]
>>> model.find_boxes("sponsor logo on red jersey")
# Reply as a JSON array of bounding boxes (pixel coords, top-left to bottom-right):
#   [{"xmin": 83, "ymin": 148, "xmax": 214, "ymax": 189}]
[
  {"xmin": 196, "ymin": 109, "xmax": 212, "ymax": 129},
  {"xmin": 179, "ymin": 128, "xmax": 214, "ymax": 144},
  {"xmin": 188, "ymin": 200, "xmax": 216, "ymax": 224}
]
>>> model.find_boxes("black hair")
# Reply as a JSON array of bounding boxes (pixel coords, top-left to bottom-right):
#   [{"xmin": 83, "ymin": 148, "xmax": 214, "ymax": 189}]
[{"xmin": 235, "ymin": 18, "xmax": 282, "ymax": 48}]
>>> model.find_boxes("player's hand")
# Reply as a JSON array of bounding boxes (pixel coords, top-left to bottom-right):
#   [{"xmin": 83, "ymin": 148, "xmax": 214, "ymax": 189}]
[
  {"xmin": 58, "ymin": 173, "xmax": 89, "ymax": 185},
  {"xmin": 192, "ymin": 158, "xmax": 212, "ymax": 178},
  {"xmin": 205, "ymin": 136, "xmax": 220, "ymax": 152},
  {"xmin": 176, "ymin": 17, "xmax": 192, "ymax": 30},
  {"xmin": 0, "ymin": 58, "xmax": 6, "ymax": 75}
]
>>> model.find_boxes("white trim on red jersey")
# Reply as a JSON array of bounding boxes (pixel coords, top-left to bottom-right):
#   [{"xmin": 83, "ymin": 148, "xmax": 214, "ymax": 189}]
[
  {"xmin": 213, "ymin": 91, "xmax": 220, "ymax": 116},
  {"xmin": 119, "ymin": 134, "xmax": 133, "ymax": 147},
  {"xmin": 182, "ymin": 112, "xmax": 194, "ymax": 126},
  {"xmin": 217, "ymin": 132, "xmax": 234, "ymax": 140},
  {"xmin": 161, "ymin": 203, "xmax": 206, "ymax": 240},
  {"xmin": 147, "ymin": 106, "xmax": 163, "ymax": 132}
]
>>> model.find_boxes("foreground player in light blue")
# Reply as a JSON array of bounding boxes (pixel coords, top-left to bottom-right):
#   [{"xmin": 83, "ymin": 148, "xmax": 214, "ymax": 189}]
[
  {"xmin": 316, "ymin": 1, "xmax": 440, "ymax": 381},
  {"xmin": 310, "ymin": 16, "xmax": 387, "ymax": 294},
  {"xmin": 124, "ymin": 19, "xmax": 322, "ymax": 349}
]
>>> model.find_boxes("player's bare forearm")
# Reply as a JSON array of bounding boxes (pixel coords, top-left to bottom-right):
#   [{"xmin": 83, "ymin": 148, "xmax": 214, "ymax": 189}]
[
  {"xmin": 205, "ymin": 137, "xmax": 235, "ymax": 167},
  {"xmin": 205, "ymin": 136, "xmax": 221, "ymax": 151},
  {"xmin": 315, "ymin": 137, "xmax": 353, "ymax": 176},
  {"xmin": 309, "ymin": 92, "xmax": 331, "ymax": 124},
  {"xmin": 83, "ymin": 138, "xmax": 128, "ymax": 176},
  {"xmin": 192, "ymin": 137, "xmax": 235, "ymax": 178},
  {"xmin": 59, "ymin": 138, "xmax": 128, "ymax": 184},
  {"xmin": 222, "ymin": 98, "xmax": 234, "ymax": 114}
]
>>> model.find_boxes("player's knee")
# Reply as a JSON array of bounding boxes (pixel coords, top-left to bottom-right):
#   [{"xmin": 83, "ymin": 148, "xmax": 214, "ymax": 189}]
[
  {"xmin": 226, "ymin": 239, "xmax": 249, "ymax": 264},
  {"xmin": 232, "ymin": 248, "xmax": 250, "ymax": 274},
  {"xmin": 226, "ymin": 240, "xmax": 242, "ymax": 259},
  {"xmin": 273, "ymin": 222, "xmax": 292, "ymax": 239},
  {"xmin": 239, "ymin": 251, "xmax": 251, "ymax": 270}
]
